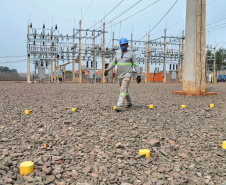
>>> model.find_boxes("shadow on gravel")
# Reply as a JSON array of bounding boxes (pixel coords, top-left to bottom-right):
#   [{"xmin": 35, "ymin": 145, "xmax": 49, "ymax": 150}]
[{"xmin": 206, "ymin": 87, "xmax": 218, "ymax": 92}]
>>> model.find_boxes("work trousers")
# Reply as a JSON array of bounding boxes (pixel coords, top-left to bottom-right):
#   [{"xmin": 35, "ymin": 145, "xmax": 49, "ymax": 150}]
[{"xmin": 117, "ymin": 77, "xmax": 132, "ymax": 107}]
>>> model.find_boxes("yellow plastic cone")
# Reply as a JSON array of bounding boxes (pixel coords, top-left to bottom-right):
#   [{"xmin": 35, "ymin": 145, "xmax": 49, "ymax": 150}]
[
  {"xmin": 149, "ymin": 105, "xmax": 154, "ymax": 109},
  {"xmin": 139, "ymin": 149, "xmax": 150, "ymax": 158},
  {"xmin": 20, "ymin": 161, "xmax": 34, "ymax": 176},
  {"xmin": 24, "ymin": 110, "xmax": 30, "ymax": 114},
  {"xmin": 222, "ymin": 141, "xmax": 226, "ymax": 149}
]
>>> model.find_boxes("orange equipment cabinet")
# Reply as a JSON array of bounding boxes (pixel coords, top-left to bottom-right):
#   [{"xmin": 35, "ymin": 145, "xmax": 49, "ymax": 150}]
[{"xmin": 149, "ymin": 73, "xmax": 163, "ymax": 82}]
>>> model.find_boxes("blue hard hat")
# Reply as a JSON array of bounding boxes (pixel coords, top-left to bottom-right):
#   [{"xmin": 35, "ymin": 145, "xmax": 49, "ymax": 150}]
[{"xmin": 119, "ymin": 38, "xmax": 128, "ymax": 45}]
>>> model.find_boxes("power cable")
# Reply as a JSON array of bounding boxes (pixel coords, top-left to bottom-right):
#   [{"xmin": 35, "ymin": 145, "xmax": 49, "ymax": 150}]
[
  {"xmin": 105, "ymin": 0, "xmax": 143, "ymax": 27},
  {"xmin": 139, "ymin": 0, "xmax": 179, "ymax": 41},
  {"xmin": 89, "ymin": 0, "xmax": 124, "ymax": 29},
  {"xmin": 105, "ymin": 0, "xmax": 161, "ymax": 30},
  {"xmin": 0, "ymin": 55, "xmax": 26, "ymax": 59},
  {"xmin": 0, "ymin": 59, "xmax": 26, "ymax": 64},
  {"xmin": 207, "ymin": 22, "xmax": 226, "ymax": 30},
  {"xmin": 207, "ymin": 25, "xmax": 226, "ymax": 32},
  {"xmin": 207, "ymin": 17, "xmax": 226, "ymax": 26},
  {"xmin": 82, "ymin": 0, "xmax": 95, "ymax": 20}
]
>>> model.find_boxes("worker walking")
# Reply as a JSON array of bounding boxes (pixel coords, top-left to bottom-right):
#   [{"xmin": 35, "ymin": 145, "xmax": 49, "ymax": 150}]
[{"xmin": 104, "ymin": 37, "xmax": 141, "ymax": 112}]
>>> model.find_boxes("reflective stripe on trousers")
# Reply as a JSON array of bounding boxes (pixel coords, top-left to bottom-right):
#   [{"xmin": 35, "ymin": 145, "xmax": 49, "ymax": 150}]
[{"xmin": 117, "ymin": 77, "xmax": 132, "ymax": 107}]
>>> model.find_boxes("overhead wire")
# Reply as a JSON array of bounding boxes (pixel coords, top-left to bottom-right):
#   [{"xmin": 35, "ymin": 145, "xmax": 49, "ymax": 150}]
[
  {"xmin": 207, "ymin": 22, "xmax": 226, "ymax": 30},
  {"xmin": 82, "ymin": 0, "xmax": 95, "ymax": 20},
  {"xmin": 89, "ymin": 0, "xmax": 124, "ymax": 29},
  {"xmin": 0, "ymin": 59, "xmax": 26, "ymax": 64},
  {"xmin": 207, "ymin": 17, "xmax": 226, "ymax": 26},
  {"xmin": 105, "ymin": 0, "xmax": 161, "ymax": 30},
  {"xmin": 105, "ymin": 0, "xmax": 143, "ymax": 26},
  {"xmin": 207, "ymin": 25, "xmax": 226, "ymax": 32},
  {"xmin": 139, "ymin": 0, "xmax": 179, "ymax": 41},
  {"xmin": 0, "ymin": 55, "xmax": 26, "ymax": 59}
]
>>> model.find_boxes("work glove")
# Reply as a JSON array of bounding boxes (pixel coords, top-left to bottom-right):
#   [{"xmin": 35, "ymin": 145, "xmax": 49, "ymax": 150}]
[
  {"xmin": 104, "ymin": 70, "xmax": 108, "ymax": 76},
  {"xmin": 136, "ymin": 75, "xmax": 141, "ymax": 84}
]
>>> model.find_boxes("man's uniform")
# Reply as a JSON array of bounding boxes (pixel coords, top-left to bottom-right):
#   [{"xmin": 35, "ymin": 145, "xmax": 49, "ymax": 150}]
[{"xmin": 106, "ymin": 50, "xmax": 141, "ymax": 107}]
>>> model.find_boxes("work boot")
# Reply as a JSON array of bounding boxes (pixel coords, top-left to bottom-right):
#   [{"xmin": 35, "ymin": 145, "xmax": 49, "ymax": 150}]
[
  {"xmin": 125, "ymin": 104, "xmax": 132, "ymax": 108},
  {"xmin": 115, "ymin": 106, "xmax": 123, "ymax": 112}
]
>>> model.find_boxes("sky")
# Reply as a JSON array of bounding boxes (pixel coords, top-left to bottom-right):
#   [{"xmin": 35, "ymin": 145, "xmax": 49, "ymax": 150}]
[{"xmin": 0, "ymin": 0, "xmax": 225, "ymax": 73}]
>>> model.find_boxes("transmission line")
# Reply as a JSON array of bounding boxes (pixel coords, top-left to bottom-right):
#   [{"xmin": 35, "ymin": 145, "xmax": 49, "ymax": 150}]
[
  {"xmin": 89, "ymin": 0, "xmax": 124, "ymax": 29},
  {"xmin": 82, "ymin": 0, "xmax": 95, "ymax": 20},
  {"xmin": 139, "ymin": 0, "xmax": 179, "ymax": 41},
  {"xmin": 105, "ymin": 0, "xmax": 160, "ymax": 30},
  {"xmin": 0, "ymin": 55, "xmax": 26, "ymax": 59},
  {"xmin": 105, "ymin": 0, "xmax": 143, "ymax": 26}
]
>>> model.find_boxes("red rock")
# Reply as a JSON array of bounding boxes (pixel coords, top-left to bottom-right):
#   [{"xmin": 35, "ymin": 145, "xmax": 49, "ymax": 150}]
[
  {"xmin": 5, "ymin": 178, "xmax": 13, "ymax": 183},
  {"xmin": 179, "ymin": 153, "xmax": 188, "ymax": 158},
  {"xmin": 83, "ymin": 166, "xmax": 93, "ymax": 174},
  {"xmin": 90, "ymin": 173, "xmax": 98, "ymax": 178},
  {"xmin": 168, "ymin": 140, "xmax": 176, "ymax": 145},
  {"xmin": 150, "ymin": 139, "xmax": 160, "ymax": 147}
]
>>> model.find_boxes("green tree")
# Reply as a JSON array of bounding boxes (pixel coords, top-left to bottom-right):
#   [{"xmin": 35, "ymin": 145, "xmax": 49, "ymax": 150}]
[
  {"xmin": 0, "ymin": 66, "xmax": 18, "ymax": 73},
  {"xmin": 216, "ymin": 48, "xmax": 226, "ymax": 70},
  {"xmin": 206, "ymin": 49, "xmax": 214, "ymax": 68}
]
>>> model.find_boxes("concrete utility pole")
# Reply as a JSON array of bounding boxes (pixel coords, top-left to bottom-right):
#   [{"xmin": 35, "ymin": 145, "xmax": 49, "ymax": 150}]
[
  {"xmin": 72, "ymin": 28, "xmax": 75, "ymax": 83},
  {"xmin": 27, "ymin": 25, "xmax": 30, "ymax": 84},
  {"xmin": 147, "ymin": 35, "xmax": 150, "ymax": 82},
  {"xmin": 173, "ymin": 0, "xmax": 216, "ymax": 96},
  {"xmin": 145, "ymin": 42, "xmax": 148, "ymax": 83},
  {"xmin": 213, "ymin": 47, "xmax": 216, "ymax": 83},
  {"xmin": 131, "ymin": 33, "xmax": 133, "ymax": 82},
  {"xmin": 79, "ymin": 20, "xmax": 82, "ymax": 83},
  {"xmin": 102, "ymin": 23, "xmax": 105, "ymax": 83},
  {"xmin": 163, "ymin": 28, "xmax": 167, "ymax": 83}
]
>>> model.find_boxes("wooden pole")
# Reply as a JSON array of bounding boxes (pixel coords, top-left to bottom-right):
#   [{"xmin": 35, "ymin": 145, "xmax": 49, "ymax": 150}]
[
  {"xmin": 54, "ymin": 54, "xmax": 56, "ymax": 83},
  {"xmin": 79, "ymin": 20, "xmax": 82, "ymax": 83},
  {"xmin": 147, "ymin": 35, "xmax": 150, "ymax": 82},
  {"xmin": 213, "ymin": 47, "xmax": 216, "ymax": 83},
  {"xmin": 93, "ymin": 30, "xmax": 96, "ymax": 83},
  {"xmin": 112, "ymin": 32, "xmax": 115, "ymax": 83},
  {"xmin": 163, "ymin": 28, "xmax": 167, "ymax": 83},
  {"xmin": 72, "ymin": 28, "xmax": 75, "ymax": 83},
  {"xmin": 50, "ymin": 27, "xmax": 53, "ymax": 83},
  {"xmin": 178, "ymin": 38, "xmax": 182, "ymax": 83},
  {"xmin": 181, "ymin": 30, "xmax": 184, "ymax": 82},
  {"xmin": 27, "ymin": 25, "xmax": 30, "ymax": 84},
  {"xmin": 145, "ymin": 42, "xmax": 148, "ymax": 83},
  {"xmin": 131, "ymin": 33, "xmax": 133, "ymax": 82},
  {"xmin": 102, "ymin": 23, "xmax": 105, "ymax": 83}
]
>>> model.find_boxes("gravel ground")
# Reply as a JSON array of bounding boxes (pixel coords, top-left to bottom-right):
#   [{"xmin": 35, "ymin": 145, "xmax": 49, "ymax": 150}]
[{"xmin": 0, "ymin": 81, "xmax": 225, "ymax": 185}]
